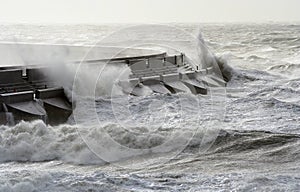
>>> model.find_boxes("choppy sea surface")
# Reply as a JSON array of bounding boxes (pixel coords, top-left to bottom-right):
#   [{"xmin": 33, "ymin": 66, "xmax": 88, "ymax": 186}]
[{"xmin": 0, "ymin": 23, "xmax": 300, "ymax": 191}]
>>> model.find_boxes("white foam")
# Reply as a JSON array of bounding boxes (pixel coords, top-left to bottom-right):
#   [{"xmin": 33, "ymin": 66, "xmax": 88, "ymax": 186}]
[{"xmin": 0, "ymin": 120, "xmax": 104, "ymax": 164}]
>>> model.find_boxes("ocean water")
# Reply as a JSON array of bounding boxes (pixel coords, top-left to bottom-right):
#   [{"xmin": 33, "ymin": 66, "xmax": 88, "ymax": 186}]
[{"xmin": 0, "ymin": 23, "xmax": 300, "ymax": 191}]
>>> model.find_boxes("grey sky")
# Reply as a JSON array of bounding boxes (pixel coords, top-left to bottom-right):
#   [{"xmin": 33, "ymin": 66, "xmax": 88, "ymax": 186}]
[{"xmin": 0, "ymin": 0, "xmax": 299, "ymax": 23}]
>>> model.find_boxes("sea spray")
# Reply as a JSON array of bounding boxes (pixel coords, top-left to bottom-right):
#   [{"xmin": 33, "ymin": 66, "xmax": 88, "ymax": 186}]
[{"xmin": 0, "ymin": 120, "xmax": 104, "ymax": 164}]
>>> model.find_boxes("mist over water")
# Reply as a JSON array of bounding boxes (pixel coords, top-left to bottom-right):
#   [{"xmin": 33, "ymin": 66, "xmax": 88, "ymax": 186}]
[{"xmin": 0, "ymin": 23, "xmax": 299, "ymax": 191}]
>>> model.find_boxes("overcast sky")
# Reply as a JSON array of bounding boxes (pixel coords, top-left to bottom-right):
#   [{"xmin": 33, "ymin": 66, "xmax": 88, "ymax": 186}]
[{"xmin": 0, "ymin": 0, "xmax": 299, "ymax": 24}]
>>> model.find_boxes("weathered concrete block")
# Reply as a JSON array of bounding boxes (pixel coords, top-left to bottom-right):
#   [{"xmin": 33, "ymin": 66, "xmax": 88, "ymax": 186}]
[
  {"xmin": 149, "ymin": 58, "xmax": 164, "ymax": 68},
  {"xmin": 130, "ymin": 60, "xmax": 148, "ymax": 71},
  {"xmin": 141, "ymin": 75, "xmax": 161, "ymax": 83},
  {"xmin": 182, "ymin": 71, "xmax": 196, "ymax": 79},
  {"xmin": 26, "ymin": 67, "xmax": 49, "ymax": 82},
  {"xmin": 165, "ymin": 56, "xmax": 176, "ymax": 64},
  {"xmin": 129, "ymin": 78, "xmax": 140, "ymax": 86},
  {"xmin": 0, "ymin": 91, "xmax": 34, "ymax": 104},
  {"xmin": 176, "ymin": 55, "xmax": 184, "ymax": 66},
  {"xmin": 35, "ymin": 87, "xmax": 65, "ymax": 99},
  {"xmin": 0, "ymin": 69, "xmax": 23, "ymax": 84},
  {"xmin": 161, "ymin": 74, "xmax": 180, "ymax": 82}
]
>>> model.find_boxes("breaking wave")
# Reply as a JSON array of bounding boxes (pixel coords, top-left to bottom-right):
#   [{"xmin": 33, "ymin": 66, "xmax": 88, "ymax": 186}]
[
  {"xmin": 1, "ymin": 118, "xmax": 299, "ymax": 165},
  {"xmin": 268, "ymin": 63, "xmax": 300, "ymax": 73},
  {"xmin": 207, "ymin": 129, "xmax": 300, "ymax": 163},
  {"xmin": 0, "ymin": 121, "xmax": 103, "ymax": 165}
]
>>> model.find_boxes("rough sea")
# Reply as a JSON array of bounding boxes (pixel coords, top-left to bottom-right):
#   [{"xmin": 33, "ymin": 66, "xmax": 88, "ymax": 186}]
[{"xmin": 0, "ymin": 23, "xmax": 299, "ymax": 191}]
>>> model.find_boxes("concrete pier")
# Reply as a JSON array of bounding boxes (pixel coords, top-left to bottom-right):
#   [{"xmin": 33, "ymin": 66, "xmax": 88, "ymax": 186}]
[{"xmin": 0, "ymin": 46, "xmax": 226, "ymax": 125}]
